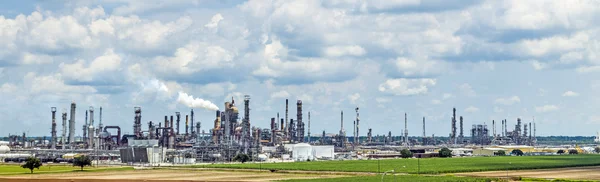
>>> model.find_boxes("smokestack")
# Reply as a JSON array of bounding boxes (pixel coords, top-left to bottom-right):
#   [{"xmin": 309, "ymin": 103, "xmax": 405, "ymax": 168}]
[
  {"xmin": 459, "ymin": 116, "xmax": 463, "ymax": 138},
  {"xmin": 134, "ymin": 107, "xmax": 142, "ymax": 138},
  {"xmin": 99, "ymin": 107, "xmax": 103, "ymax": 134},
  {"xmin": 88, "ymin": 106, "xmax": 95, "ymax": 149},
  {"xmin": 341, "ymin": 111, "xmax": 344, "ymax": 132},
  {"xmin": 451, "ymin": 107, "xmax": 456, "ymax": 144},
  {"xmin": 404, "ymin": 112, "xmax": 408, "ymax": 145},
  {"xmin": 356, "ymin": 107, "xmax": 360, "ymax": 145},
  {"xmin": 501, "ymin": 120, "xmax": 504, "ymax": 137},
  {"xmin": 84, "ymin": 110, "xmax": 88, "ymax": 144},
  {"xmin": 186, "ymin": 115, "xmax": 189, "ymax": 137},
  {"xmin": 353, "ymin": 120, "xmax": 356, "ymax": 144},
  {"xmin": 271, "ymin": 117, "xmax": 276, "ymax": 144},
  {"xmin": 190, "ymin": 109, "xmax": 195, "ymax": 135},
  {"xmin": 164, "ymin": 116, "xmax": 168, "ymax": 128},
  {"xmin": 296, "ymin": 100, "xmax": 303, "ymax": 142},
  {"xmin": 422, "ymin": 117, "xmax": 426, "ymax": 138},
  {"xmin": 51, "ymin": 107, "xmax": 57, "ymax": 149},
  {"xmin": 280, "ymin": 118, "xmax": 284, "ymax": 131},
  {"xmin": 176, "ymin": 112, "xmax": 181, "ymax": 135},
  {"xmin": 170, "ymin": 115, "xmax": 174, "ymax": 131},
  {"xmin": 308, "ymin": 112, "xmax": 311, "ymax": 143},
  {"xmin": 68, "ymin": 102, "xmax": 76, "ymax": 146},
  {"xmin": 285, "ymin": 99, "xmax": 289, "ymax": 139},
  {"xmin": 61, "ymin": 110, "xmax": 67, "ymax": 149},
  {"xmin": 504, "ymin": 119, "xmax": 507, "ymax": 137},
  {"xmin": 492, "ymin": 120, "xmax": 496, "ymax": 137}
]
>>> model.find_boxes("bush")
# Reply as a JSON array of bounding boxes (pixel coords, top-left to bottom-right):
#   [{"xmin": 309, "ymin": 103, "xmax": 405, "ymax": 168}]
[
  {"xmin": 439, "ymin": 148, "xmax": 453, "ymax": 158},
  {"xmin": 511, "ymin": 149, "xmax": 524, "ymax": 156},
  {"xmin": 233, "ymin": 153, "xmax": 250, "ymax": 163},
  {"xmin": 21, "ymin": 157, "xmax": 42, "ymax": 174},
  {"xmin": 73, "ymin": 155, "xmax": 92, "ymax": 171},
  {"xmin": 495, "ymin": 150, "xmax": 506, "ymax": 156},
  {"xmin": 557, "ymin": 150, "xmax": 565, "ymax": 155},
  {"xmin": 400, "ymin": 149, "xmax": 413, "ymax": 158},
  {"xmin": 595, "ymin": 147, "xmax": 600, "ymax": 154},
  {"xmin": 568, "ymin": 149, "xmax": 579, "ymax": 155}
]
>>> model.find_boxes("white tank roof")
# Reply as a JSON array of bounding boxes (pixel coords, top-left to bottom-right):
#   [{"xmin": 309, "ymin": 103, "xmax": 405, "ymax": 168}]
[{"xmin": 0, "ymin": 145, "xmax": 10, "ymax": 153}]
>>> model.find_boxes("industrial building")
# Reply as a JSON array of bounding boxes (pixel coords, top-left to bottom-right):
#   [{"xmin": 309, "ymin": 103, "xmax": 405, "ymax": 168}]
[{"xmin": 0, "ymin": 97, "xmax": 557, "ymax": 166}]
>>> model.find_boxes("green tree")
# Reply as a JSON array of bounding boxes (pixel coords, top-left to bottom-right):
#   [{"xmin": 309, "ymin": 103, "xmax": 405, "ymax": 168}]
[
  {"xmin": 568, "ymin": 149, "xmax": 579, "ymax": 155},
  {"xmin": 439, "ymin": 148, "xmax": 453, "ymax": 158},
  {"xmin": 557, "ymin": 149, "xmax": 565, "ymax": 155},
  {"xmin": 594, "ymin": 147, "xmax": 600, "ymax": 154},
  {"xmin": 495, "ymin": 150, "xmax": 506, "ymax": 156},
  {"xmin": 73, "ymin": 155, "xmax": 92, "ymax": 171},
  {"xmin": 511, "ymin": 149, "xmax": 524, "ymax": 156},
  {"xmin": 21, "ymin": 157, "xmax": 42, "ymax": 174},
  {"xmin": 400, "ymin": 149, "xmax": 413, "ymax": 158},
  {"xmin": 233, "ymin": 153, "xmax": 250, "ymax": 163}
]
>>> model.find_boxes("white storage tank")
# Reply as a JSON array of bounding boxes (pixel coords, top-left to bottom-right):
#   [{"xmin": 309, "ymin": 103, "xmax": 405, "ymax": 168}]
[
  {"xmin": 292, "ymin": 143, "xmax": 313, "ymax": 161},
  {"xmin": 0, "ymin": 145, "xmax": 10, "ymax": 153},
  {"xmin": 257, "ymin": 154, "xmax": 268, "ymax": 161}
]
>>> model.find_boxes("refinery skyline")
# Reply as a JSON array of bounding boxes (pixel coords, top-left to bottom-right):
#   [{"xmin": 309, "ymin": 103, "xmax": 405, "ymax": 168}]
[{"xmin": 1, "ymin": 1, "xmax": 599, "ymax": 136}]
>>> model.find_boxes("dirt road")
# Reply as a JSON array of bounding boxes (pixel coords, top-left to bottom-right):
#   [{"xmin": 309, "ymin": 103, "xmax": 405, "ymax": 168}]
[
  {"xmin": 456, "ymin": 166, "xmax": 600, "ymax": 181},
  {"xmin": 0, "ymin": 169, "xmax": 347, "ymax": 182}
]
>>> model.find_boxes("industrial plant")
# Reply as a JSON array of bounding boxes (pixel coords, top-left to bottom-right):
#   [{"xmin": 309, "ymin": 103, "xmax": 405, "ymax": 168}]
[{"xmin": 0, "ymin": 95, "xmax": 593, "ymax": 166}]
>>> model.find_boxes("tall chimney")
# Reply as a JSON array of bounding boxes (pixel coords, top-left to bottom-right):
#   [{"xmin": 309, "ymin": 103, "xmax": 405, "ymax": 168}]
[
  {"xmin": 84, "ymin": 110, "xmax": 88, "ymax": 144},
  {"xmin": 422, "ymin": 117, "xmax": 426, "ymax": 138},
  {"xmin": 186, "ymin": 115, "xmax": 189, "ymax": 137},
  {"xmin": 459, "ymin": 116, "xmax": 463, "ymax": 138},
  {"xmin": 88, "ymin": 106, "xmax": 95, "ymax": 149},
  {"xmin": 61, "ymin": 110, "xmax": 67, "ymax": 149},
  {"xmin": 285, "ymin": 99, "xmax": 289, "ymax": 139},
  {"xmin": 340, "ymin": 111, "xmax": 344, "ymax": 133},
  {"xmin": 356, "ymin": 107, "xmax": 360, "ymax": 145},
  {"xmin": 404, "ymin": 112, "xmax": 408, "ymax": 145},
  {"xmin": 308, "ymin": 112, "xmax": 311, "ymax": 143},
  {"xmin": 190, "ymin": 109, "xmax": 195, "ymax": 135},
  {"xmin": 68, "ymin": 102, "xmax": 76, "ymax": 146},
  {"xmin": 98, "ymin": 107, "xmax": 103, "ymax": 139},
  {"xmin": 170, "ymin": 115, "xmax": 174, "ymax": 130},
  {"xmin": 51, "ymin": 107, "xmax": 57, "ymax": 149},
  {"xmin": 164, "ymin": 116, "xmax": 169, "ymax": 128},
  {"xmin": 492, "ymin": 120, "xmax": 496, "ymax": 137},
  {"xmin": 176, "ymin": 112, "xmax": 181, "ymax": 135}
]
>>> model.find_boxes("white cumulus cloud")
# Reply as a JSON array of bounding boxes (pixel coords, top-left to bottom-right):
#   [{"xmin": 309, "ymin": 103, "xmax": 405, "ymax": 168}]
[
  {"xmin": 324, "ymin": 45, "xmax": 366, "ymax": 57},
  {"xmin": 494, "ymin": 96, "xmax": 521, "ymax": 105},
  {"xmin": 378, "ymin": 78, "xmax": 436, "ymax": 96},
  {"xmin": 562, "ymin": 91, "xmax": 579, "ymax": 97},
  {"xmin": 465, "ymin": 106, "xmax": 479, "ymax": 113}
]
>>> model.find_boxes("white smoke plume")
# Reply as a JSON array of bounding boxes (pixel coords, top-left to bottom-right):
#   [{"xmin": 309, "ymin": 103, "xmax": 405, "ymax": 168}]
[{"xmin": 177, "ymin": 91, "xmax": 219, "ymax": 110}]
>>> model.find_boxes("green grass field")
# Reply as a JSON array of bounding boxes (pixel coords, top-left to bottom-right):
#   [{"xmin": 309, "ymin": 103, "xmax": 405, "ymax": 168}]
[
  {"xmin": 283, "ymin": 175, "xmax": 504, "ymax": 182},
  {"xmin": 194, "ymin": 155, "xmax": 600, "ymax": 174},
  {"xmin": 0, "ymin": 164, "xmax": 133, "ymax": 175}
]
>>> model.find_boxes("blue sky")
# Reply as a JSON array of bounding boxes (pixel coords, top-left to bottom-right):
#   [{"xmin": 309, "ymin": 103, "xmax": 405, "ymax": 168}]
[{"xmin": 0, "ymin": 0, "xmax": 599, "ymax": 137}]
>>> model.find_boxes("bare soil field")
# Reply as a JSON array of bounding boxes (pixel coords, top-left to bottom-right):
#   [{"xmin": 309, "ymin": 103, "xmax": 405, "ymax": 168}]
[
  {"xmin": 456, "ymin": 166, "xmax": 600, "ymax": 181},
  {"xmin": 0, "ymin": 169, "xmax": 347, "ymax": 182}
]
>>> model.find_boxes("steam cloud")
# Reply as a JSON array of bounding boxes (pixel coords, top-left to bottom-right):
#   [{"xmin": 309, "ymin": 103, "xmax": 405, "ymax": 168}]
[{"xmin": 177, "ymin": 92, "xmax": 219, "ymax": 111}]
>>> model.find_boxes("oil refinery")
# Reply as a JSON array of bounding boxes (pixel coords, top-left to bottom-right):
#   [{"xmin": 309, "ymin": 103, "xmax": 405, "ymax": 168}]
[{"xmin": 0, "ymin": 95, "xmax": 594, "ymax": 166}]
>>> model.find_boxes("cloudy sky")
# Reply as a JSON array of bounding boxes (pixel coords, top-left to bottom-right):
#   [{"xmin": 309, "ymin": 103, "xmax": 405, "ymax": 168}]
[{"xmin": 1, "ymin": 0, "xmax": 598, "ymax": 137}]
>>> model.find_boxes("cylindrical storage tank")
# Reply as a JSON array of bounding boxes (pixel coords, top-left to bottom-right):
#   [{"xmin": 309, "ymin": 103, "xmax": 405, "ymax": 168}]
[
  {"xmin": 0, "ymin": 146, "xmax": 10, "ymax": 153},
  {"xmin": 292, "ymin": 143, "xmax": 313, "ymax": 161},
  {"xmin": 0, "ymin": 153, "xmax": 31, "ymax": 158},
  {"xmin": 257, "ymin": 154, "xmax": 268, "ymax": 161}
]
